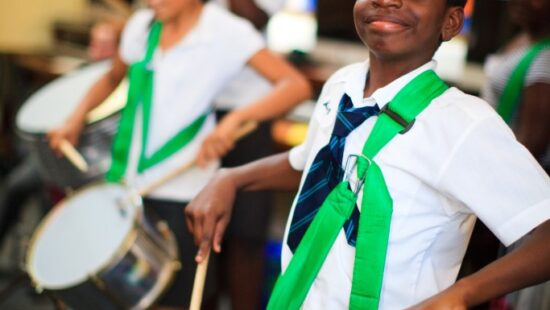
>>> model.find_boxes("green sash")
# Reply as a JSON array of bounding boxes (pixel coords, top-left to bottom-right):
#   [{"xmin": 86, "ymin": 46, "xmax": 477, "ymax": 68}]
[
  {"xmin": 106, "ymin": 22, "xmax": 208, "ymax": 182},
  {"xmin": 496, "ymin": 38, "xmax": 550, "ymax": 124},
  {"xmin": 267, "ymin": 70, "xmax": 448, "ymax": 310}
]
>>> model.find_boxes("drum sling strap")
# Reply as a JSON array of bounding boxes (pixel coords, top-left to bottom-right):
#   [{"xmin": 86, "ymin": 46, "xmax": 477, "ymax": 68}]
[
  {"xmin": 496, "ymin": 38, "xmax": 550, "ymax": 124},
  {"xmin": 267, "ymin": 70, "xmax": 448, "ymax": 310},
  {"xmin": 106, "ymin": 21, "xmax": 208, "ymax": 182}
]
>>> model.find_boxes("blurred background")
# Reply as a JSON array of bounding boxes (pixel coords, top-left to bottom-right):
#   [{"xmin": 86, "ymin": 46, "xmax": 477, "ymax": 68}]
[{"xmin": 0, "ymin": 0, "xmax": 534, "ymax": 309}]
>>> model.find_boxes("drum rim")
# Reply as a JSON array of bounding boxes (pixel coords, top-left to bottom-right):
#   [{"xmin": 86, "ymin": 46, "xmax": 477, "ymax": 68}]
[
  {"xmin": 138, "ymin": 258, "xmax": 180, "ymax": 309},
  {"xmin": 25, "ymin": 181, "xmax": 143, "ymax": 290}
]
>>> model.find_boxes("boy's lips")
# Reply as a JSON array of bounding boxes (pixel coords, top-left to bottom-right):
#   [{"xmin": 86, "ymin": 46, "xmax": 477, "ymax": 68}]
[{"xmin": 365, "ymin": 15, "xmax": 411, "ymax": 32}]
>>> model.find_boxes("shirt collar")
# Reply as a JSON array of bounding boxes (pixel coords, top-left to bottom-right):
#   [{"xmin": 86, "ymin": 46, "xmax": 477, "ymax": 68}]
[{"xmin": 336, "ymin": 60, "xmax": 437, "ymax": 109}]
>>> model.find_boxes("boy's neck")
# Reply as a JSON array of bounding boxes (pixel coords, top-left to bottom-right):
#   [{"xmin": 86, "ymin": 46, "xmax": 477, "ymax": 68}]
[
  {"xmin": 164, "ymin": 2, "xmax": 203, "ymax": 30},
  {"xmin": 161, "ymin": 2, "xmax": 203, "ymax": 49},
  {"xmin": 364, "ymin": 55, "xmax": 432, "ymax": 98}
]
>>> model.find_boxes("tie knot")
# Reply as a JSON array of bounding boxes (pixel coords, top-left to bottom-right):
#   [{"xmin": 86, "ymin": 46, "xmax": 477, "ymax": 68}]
[{"xmin": 332, "ymin": 94, "xmax": 380, "ymax": 137}]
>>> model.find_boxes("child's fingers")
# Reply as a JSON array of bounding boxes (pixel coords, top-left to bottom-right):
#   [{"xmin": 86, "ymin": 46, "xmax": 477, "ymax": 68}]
[
  {"xmin": 185, "ymin": 212, "xmax": 194, "ymax": 234},
  {"xmin": 195, "ymin": 217, "xmax": 215, "ymax": 263},
  {"xmin": 212, "ymin": 218, "xmax": 229, "ymax": 253}
]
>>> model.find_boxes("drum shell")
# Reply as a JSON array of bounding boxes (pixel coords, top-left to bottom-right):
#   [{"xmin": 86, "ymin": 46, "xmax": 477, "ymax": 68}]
[
  {"xmin": 26, "ymin": 183, "xmax": 180, "ymax": 309},
  {"xmin": 49, "ymin": 220, "xmax": 179, "ymax": 310},
  {"xmin": 17, "ymin": 113, "xmax": 120, "ymax": 189}
]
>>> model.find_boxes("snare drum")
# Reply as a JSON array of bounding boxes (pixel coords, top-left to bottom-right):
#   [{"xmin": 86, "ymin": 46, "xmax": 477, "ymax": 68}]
[
  {"xmin": 16, "ymin": 61, "xmax": 128, "ymax": 189},
  {"xmin": 26, "ymin": 183, "xmax": 180, "ymax": 310}
]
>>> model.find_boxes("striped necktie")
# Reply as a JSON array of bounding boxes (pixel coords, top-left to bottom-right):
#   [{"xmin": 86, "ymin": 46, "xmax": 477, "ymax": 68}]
[{"xmin": 287, "ymin": 93, "xmax": 380, "ymax": 252}]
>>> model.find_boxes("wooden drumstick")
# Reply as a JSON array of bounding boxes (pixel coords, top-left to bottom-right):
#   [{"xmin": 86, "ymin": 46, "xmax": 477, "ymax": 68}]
[
  {"xmin": 138, "ymin": 121, "xmax": 258, "ymax": 197},
  {"xmin": 189, "ymin": 251, "xmax": 210, "ymax": 310},
  {"xmin": 59, "ymin": 139, "xmax": 89, "ymax": 173}
]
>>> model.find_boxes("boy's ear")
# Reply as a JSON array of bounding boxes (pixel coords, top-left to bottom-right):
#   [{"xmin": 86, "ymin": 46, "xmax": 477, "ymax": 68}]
[{"xmin": 441, "ymin": 7, "xmax": 465, "ymax": 42}]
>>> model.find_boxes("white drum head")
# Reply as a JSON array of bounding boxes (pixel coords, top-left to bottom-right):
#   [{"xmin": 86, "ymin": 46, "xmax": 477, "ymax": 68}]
[
  {"xmin": 27, "ymin": 183, "xmax": 141, "ymax": 289},
  {"xmin": 16, "ymin": 61, "xmax": 127, "ymax": 134}
]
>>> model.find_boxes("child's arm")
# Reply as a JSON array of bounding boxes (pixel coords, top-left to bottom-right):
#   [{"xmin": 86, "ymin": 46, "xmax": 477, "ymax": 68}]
[
  {"xmin": 185, "ymin": 151, "xmax": 302, "ymax": 262},
  {"xmin": 408, "ymin": 220, "xmax": 550, "ymax": 309},
  {"xmin": 514, "ymin": 83, "xmax": 550, "ymax": 159},
  {"xmin": 196, "ymin": 49, "xmax": 312, "ymax": 166},
  {"xmin": 47, "ymin": 55, "xmax": 127, "ymax": 154}
]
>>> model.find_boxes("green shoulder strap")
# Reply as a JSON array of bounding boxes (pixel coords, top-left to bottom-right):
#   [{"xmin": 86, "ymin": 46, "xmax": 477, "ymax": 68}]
[
  {"xmin": 267, "ymin": 70, "xmax": 448, "ymax": 310},
  {"xmin": 496, "ymin": 38, "xmax": 550, "ymax": 123},
  {"xmin": 350, "ymin": 70, "xmax": 447, "ymax": 309},
  {"xmin": 106, "ymin": 21, "xmax": 163, "ymax": 182}
]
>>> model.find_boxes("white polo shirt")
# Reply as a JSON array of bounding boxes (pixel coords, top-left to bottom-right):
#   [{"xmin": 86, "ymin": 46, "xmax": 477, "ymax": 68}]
[
  {"xmin": 118, "ymin": 4, "xmax": 264, "ymax": 201},
  {"xmin": 284, "ymin": 61, "xmax": 550, "ymax": 309},
  {"xmin": 211, "ymin": 0, "xmax": 286, "ymax": 110}
]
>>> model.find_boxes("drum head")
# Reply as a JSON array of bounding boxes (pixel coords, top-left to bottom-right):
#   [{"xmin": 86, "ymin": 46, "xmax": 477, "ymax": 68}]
[
  {"xmin": 27, "ymin": 183, "xmax": 142, "ymax": 289},
  {"xmin": 16, "ymin": 60, "xmax": 127, "ymax": 134}
]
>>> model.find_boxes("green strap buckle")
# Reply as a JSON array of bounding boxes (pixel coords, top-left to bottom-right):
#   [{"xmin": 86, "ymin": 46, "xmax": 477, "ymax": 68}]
[{"xmin": 380, "ymin": 104, "xmax": 416, "ymax": 134}]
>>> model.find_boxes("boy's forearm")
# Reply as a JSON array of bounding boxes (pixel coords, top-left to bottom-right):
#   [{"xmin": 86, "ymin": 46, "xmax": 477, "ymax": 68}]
[
  {"xmin": 225, "ymin": 151, "xmax": 303, "ymax": 193},
  {"xmin": 447, "ymin": 220, "xmax": 550, "ymax": 307}
]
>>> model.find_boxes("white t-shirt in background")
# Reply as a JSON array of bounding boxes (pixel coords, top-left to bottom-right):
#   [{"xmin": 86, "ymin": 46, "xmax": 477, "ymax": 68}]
[{"xmin": 118, "ymin": 4, "xmax": 264, "ymax": 201}]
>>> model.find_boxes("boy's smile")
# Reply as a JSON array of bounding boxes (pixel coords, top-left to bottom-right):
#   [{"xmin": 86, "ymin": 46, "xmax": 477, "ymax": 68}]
[
  {"xmin": 354, "ymin": 0, "xmax": 463, "ymax": 66},
  {"xmin": 366, "ymin": 14, "xmax": 412, "ymax": 33}
]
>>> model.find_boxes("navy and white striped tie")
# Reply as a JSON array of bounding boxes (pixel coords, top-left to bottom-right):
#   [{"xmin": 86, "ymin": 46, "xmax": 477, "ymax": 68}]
[{"xmin": 287, "ymin": 93, "xmax": 380, "ymax": 252}]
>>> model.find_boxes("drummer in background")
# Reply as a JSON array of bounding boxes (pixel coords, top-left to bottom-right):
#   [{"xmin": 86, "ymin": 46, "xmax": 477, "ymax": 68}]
[
  {"xmin": 481, "ymin": 0, "xmax": 550, "ymax": 173},
  {"xmin": 89, "ymin": 1, "xmax": 288, "ymax": 308},
  {"xmin": 48, "ymin": 1, "xmax": 312, "ymax": 310}
]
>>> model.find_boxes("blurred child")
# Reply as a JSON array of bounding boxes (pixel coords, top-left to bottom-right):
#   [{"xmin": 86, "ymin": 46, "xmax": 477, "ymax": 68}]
[{"xmin": 48, "ymin": 0, "xmax": 311, "ymax": 308}]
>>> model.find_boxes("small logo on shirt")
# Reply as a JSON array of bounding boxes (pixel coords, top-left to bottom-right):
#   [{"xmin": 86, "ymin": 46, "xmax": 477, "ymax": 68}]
[{"xmin": 323, "ymin": 101, "xmax": 331, "ymax": 114}]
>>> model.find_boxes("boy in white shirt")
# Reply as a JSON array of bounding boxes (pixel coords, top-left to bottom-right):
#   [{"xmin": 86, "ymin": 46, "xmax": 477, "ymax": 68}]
[{"xmin": 185, "ymin": 0, "xmax": 550, "ymax": 309}]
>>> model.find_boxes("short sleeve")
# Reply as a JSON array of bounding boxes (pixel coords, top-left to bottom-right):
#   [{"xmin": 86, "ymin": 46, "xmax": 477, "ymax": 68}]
[
  {"xmin": 437, "ymin": 115, "xmax": 550, "ymax": 246},
  {"xmin": 215, "ymin": 10, "xmax": 265, "ymax": 73},
  {"xmin": 119, "ymin": 10, "xmax": 154, "ymax": 65},
  {"xmin": 526, "ymin": 49, "xmax": 550, "ymax": 87}
]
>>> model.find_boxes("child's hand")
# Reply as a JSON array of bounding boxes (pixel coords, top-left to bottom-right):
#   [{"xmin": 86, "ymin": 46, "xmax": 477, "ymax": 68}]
[
  {"xmin": 47, "ymin": 118, "xmax": 85, "ymax": 156},
  {"xmin": 196, "ymin": 113, "xmax": 243, "ymax": 167},
  {"xmin": 184, "ymin": 169, "xmax": 237, "ymax": 262}
]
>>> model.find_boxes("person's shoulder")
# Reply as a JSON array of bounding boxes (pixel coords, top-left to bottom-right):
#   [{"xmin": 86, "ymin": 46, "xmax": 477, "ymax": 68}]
[
  {"xmin": 120, "ymin": 9, "xmax": 154, "ymax": 63},
  {"xmin": 431, "ymin": 87, "xmax": 500, "ymax": 126},
  {"xmin": 126, "ymin": 9, "xmax": 155, "ymax": 32},
  {"xmin": 122, "ymin": 8, "xmax": 154, "ymax": 40},
  {"xmin": 528, "ymin": 48, "xmax": 550, "ymax": 79}
]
